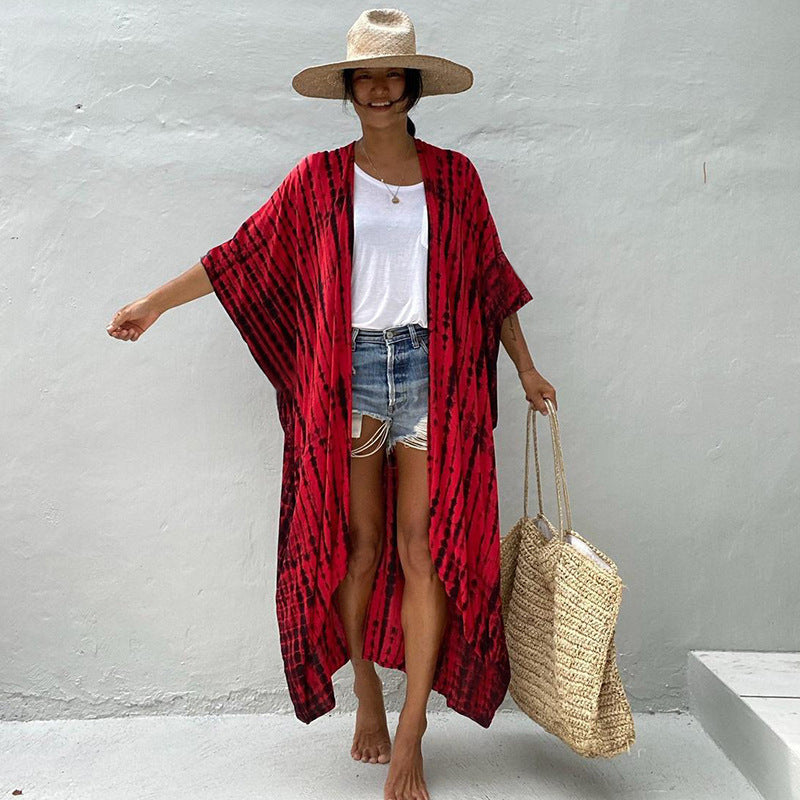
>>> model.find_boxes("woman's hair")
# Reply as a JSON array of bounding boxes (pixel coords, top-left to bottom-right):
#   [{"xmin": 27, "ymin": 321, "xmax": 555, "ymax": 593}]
[{"xmin": 341, "ymin": 67, "xmax": 423, "ymax": 136}]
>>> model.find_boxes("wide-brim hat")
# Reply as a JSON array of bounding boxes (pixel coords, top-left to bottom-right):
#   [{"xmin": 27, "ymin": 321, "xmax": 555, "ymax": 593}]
[{"xmin": 291, "ymin": 8, "xmax": 473, "ymax": 100}]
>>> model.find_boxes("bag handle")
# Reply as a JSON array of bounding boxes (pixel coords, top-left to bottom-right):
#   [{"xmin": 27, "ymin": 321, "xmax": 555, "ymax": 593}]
[{"xmin": 523, "ymin": 398, "xmax": 573, "ymax": 540}]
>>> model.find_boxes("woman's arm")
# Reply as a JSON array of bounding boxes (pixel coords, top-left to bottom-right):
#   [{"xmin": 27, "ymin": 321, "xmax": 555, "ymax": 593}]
[
  {"xmin": 106, "ymin": 261, "xmax": 213, "ymax": 342},
  {"xmin": 500, "ymin": 312, "xmax": 558, "ymax": 413},
  {"xmin": 147, "ymin": 260, "xmax": 214, "ymax": 314},
  {"xmin": 499, "ymin": 312, "xmax": 535, "ymax": 373}
]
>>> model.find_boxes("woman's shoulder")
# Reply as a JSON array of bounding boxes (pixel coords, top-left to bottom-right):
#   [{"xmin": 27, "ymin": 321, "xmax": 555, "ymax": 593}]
[
  {"xmin": 416, "ymin": 140, "xmax": 480, "ymax": 180},
  {"xmin": 420, "ymin": 140, "xmax": 473, "ymax": 164}
]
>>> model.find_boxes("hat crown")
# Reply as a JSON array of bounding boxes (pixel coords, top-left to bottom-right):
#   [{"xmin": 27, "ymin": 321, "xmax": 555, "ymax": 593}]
[
  {"xmin": 291, "ymin": 7, "xmax": 473, "ymax": 99},
  {"xmin": 346, "ymin": 8, "xmax": 417, "ymax": 60}
]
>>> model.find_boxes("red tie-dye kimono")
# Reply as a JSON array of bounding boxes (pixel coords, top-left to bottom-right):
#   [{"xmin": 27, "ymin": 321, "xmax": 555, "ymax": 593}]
[{"xmin": 200, "ymin": 137, "xmax": 533, "ymax": 727}]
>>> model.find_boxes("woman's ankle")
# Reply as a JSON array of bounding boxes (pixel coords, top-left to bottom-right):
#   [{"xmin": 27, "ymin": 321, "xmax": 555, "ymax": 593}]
[{"xmin": 352, "ymin": 658, "xmax": 379, "ymax": 680}]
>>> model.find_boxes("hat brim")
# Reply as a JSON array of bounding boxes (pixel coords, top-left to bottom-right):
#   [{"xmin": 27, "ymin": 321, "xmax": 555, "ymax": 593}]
[{"xmin": 291, "ymin": 54, "xmax": 473, "ymax": 99}]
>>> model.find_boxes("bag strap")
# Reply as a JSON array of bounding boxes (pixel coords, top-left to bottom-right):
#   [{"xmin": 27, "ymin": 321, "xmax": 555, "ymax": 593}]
[
  {"xmin": 523, "ymin": 398, "xmax": 573, "ymax": 540},
  {"xmin": 547, "ymin": 398, "xmax": 573, "ymax": 534}
]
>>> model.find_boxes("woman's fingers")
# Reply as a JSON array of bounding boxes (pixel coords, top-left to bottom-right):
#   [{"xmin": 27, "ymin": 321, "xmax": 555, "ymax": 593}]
[
  {"xmin": 527, "ymin": 391, "xmax": 557, "ymax": 415},
  {"xmin": 108, "ymin": 323, "xmax": 138, "ymax": 341},
  {"xmin": 107, "ymin": 307, "xmax": 147, "ymax": 341}
]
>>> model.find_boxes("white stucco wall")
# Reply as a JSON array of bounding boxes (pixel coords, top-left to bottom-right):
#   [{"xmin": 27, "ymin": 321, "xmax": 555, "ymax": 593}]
[{"xmin": 2, "ymin": 0, "xmax": 798, "ymax": 722}]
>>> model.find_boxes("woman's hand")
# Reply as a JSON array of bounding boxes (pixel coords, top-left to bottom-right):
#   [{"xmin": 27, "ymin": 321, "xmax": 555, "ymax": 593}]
[
  {"xmin": 518, "ymin": 367, "xmax": 557, "ymax": 415},
  {"xmin": 106, "ymin": 297, "xmax": 162, "ymax": 342}
]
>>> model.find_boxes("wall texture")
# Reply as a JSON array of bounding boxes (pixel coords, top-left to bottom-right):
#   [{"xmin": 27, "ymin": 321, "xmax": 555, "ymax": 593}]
[{"xmin": 2, "ymin": 0, "xmax": 799, "ymax": 722}]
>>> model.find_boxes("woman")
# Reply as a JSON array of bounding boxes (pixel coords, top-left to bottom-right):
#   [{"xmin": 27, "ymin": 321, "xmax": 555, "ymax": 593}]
[{"xmin": 108, "ymin": 9, "xmax": 556, "ymax": 800}]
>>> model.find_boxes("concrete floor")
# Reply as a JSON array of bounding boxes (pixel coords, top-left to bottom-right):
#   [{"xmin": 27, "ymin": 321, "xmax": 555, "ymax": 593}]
[{"xmin": 0, "ymin": 710, "xmax": 764, "ymax": 799}]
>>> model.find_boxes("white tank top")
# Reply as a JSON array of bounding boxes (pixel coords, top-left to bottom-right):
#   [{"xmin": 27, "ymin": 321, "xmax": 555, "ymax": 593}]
[{"xmin": 351, "ymin": 162, "xmax": 428, "ymax": 330}]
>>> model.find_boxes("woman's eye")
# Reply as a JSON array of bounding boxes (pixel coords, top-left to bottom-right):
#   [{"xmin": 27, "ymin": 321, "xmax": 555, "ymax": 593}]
[{"xmin": 356, "ymin": 72, "xmax": 401, "ymax": 79}]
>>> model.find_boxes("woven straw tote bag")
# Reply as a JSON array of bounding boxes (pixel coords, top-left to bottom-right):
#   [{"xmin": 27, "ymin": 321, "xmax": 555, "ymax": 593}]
[{"xmin": 499, "ymin": 398, "xmax": 635, "ymax": 758}]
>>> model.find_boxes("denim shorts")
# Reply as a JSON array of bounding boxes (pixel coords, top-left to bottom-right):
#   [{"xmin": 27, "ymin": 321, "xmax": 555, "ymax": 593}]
[{"xmin": 351, "ymin": 322, "xmax": 429, "ymax": 458}]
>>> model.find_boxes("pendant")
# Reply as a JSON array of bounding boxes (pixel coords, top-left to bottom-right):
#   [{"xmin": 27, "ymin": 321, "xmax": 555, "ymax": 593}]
[{"xmin": 392, "ymin": 196, "xmax": 400, "ymax": 204}]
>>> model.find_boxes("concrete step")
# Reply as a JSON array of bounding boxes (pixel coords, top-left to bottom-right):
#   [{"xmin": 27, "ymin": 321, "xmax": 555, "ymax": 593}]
[{"xmin": 689, "ymin": 650, "xmax": 800, "ymax": 800}]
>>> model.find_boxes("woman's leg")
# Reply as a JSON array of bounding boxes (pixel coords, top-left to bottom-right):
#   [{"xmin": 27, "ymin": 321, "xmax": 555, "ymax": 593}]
[
  {"xmin": 333, "ymin": 412, "xmax": 392, "ymax": 764},
  {"xmin": 384, "ymin": 437, "xmax": 448, "ymax": 800}
]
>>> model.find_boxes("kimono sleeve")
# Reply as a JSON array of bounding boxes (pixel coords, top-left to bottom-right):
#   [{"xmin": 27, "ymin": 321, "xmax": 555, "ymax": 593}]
[
  {"xmin": 465, "ymin": 157, "xmax": 534, "ymax": 427},
  {"xmin": 465, "ymin": 157, "xmax": 534, "ymax": 332},
  {"xmin": 200, "ymin": 161, "xmax": 304, "ymax": 395}
]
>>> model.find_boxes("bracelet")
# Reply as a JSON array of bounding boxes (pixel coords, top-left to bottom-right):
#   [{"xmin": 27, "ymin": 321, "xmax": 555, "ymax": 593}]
[{"xmin": 517, "ymin": 367, "xmax": 536, "ymax": 375}]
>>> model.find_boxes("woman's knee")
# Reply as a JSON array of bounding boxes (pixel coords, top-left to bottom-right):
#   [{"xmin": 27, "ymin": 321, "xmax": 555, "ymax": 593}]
[
  {"xmin": 346, "ymin": 527, "xmax": 384, "ymax": 576},
  {"xmin": 396, "ymin": 527, "xmax": 435, "ymax": 577}
]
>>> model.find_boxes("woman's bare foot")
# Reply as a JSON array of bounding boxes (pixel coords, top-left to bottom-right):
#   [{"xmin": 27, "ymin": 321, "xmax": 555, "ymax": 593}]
[
  {"xmin": 383, "ymin": 710, "xmax": 429, "ymax": 800},
  {"xmin": 351, "ymin": 669, "xmax": 392, "ymax": 764}
]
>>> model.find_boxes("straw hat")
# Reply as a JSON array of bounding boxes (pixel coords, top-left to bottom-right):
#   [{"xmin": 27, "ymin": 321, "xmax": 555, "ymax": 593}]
[{"xmin": 291, "ymin": 8, "xmax": 473, "ymax": 99}]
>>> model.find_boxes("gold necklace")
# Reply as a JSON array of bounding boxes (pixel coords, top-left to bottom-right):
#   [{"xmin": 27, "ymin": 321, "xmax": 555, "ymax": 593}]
[{"xmin": 358, "ymin": 139, "xmax": 412, "ymax": 204}]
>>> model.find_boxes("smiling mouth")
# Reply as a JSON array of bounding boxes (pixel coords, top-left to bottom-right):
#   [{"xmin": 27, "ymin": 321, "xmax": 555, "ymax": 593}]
[{"xmin": 368, "ymin": 100, "xmax": 394, "ymax": 109}]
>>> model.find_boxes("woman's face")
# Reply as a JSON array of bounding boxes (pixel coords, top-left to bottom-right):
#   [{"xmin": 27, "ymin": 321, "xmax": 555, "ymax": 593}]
[{"xmin": 350, "ymin": 66, "xmax": 408, "ymax": 130}]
